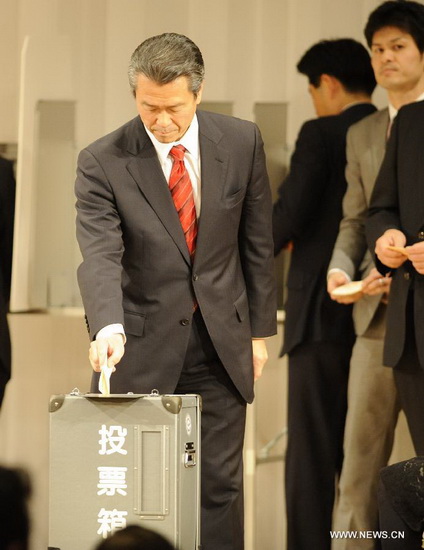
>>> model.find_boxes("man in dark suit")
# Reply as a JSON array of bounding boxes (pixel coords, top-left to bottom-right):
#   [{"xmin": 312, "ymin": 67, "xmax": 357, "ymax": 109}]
[
  {"xmin": 75, "ymin": 33, "xmax": 276, "ymax": 550},
  {"xmin": 327, "ymin": 3, "xmax": 424, "ymax": 546},
  {"xmin": 367, "ymin": 99, "xmax": 424, "ymax": 456},
  {"xmin": 273, "ymin": 39, "xmax": 376, "ymax": 550},
  {"xmin": 0, "ymin": 155, "xmax": 15, "ymax": 408}
]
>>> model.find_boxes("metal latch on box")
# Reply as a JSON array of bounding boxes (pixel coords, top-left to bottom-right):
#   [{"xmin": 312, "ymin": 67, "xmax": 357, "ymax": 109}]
[{"xmin": 184, "ymin": 442, "xmax": 196, "ymax": 468}]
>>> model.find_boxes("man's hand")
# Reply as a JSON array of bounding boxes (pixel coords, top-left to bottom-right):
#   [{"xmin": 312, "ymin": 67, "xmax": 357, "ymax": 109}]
[
  {"xmin": 361, "ymin": 267, "xmax": 391, "ymax": 296},
  {"xmin": 328, "ymin": 271, "xmax": 362, "ymax": 304},
  {"xmin": 406, "ymin": 241, "xmax": 424, "ymax": 274},
  {"xmin": 89, "ymin": 334, "xmax": 125, "ymax": 372},
  {"xmin": 375, "ymin": 229, "xmax": 407, "ymax": 268},
  {"xmin": 252, "ymin": 338, "xmax": 268, "ymax": 381}
]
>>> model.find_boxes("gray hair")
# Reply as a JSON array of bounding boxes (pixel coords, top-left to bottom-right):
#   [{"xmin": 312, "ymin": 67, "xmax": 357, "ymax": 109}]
[{"xmin": 128, "ymin": 33, "xmax": 205, "ymax": 97}]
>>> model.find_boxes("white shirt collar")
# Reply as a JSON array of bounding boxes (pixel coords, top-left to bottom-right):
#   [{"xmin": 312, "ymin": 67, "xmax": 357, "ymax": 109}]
[
  {"xmin": 388, "ymin": 102, "xmax": 398, "ymax": 122},
  {"xmin": 341, "ymin": 101, "xmax": 372, "ymax": 112},
  {"xmin": 144, "ymin": 114, "xmax": 200, "ymax": 164},
  {"xmin": 388, "ymin": 92, "xmax": 424, "ymax": 121}
]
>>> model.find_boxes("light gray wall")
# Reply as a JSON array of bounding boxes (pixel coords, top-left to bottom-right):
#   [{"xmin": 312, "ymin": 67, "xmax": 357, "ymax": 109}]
[
  {"xmin": 1, "ymin": 0, "xmax": 395, "ymax": 149},
  {"xmin": 4, "ymin": 0, "xmax": 394, "ymax": 311}
]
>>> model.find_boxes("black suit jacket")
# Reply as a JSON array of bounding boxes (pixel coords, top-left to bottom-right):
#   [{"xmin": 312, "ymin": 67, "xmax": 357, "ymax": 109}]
[
  {"xmin": 273, "ymin": 103, "xmax": 376, "ymax": 355},
  {"xmin": 75, "ymin": 110, "xmax": 277, "ymax": 403},
  {"xmin": 367, "ymin": 100, "xmax": 424, "ymax": 369},
  {"xmin": 0, "ymin": 156, "xmax": 15, "ymax": 402}
]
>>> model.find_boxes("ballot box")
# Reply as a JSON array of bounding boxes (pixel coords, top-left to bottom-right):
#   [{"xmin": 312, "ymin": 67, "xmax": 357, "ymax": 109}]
[{"xmin": 48, "ymin": 391, "xmax": 201, "ymax": 550}]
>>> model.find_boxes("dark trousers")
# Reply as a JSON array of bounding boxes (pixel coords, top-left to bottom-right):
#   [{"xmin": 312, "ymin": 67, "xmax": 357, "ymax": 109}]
[
  {"xmin": 175, "ymin": 309, "xmax": 247, "ymax": 550},
  {"xmin": 285, "ymin": 340, "xmax": 351, "ymax": 550},
  {"xmin": 394, "ymin": 293, "xmax": 424, "ymax": 455}
]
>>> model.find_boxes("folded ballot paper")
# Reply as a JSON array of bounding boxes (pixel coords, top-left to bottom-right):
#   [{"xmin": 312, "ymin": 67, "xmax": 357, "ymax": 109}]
[{"xmin": 99, "ymin": 363, "xmax": 114, "ymax": 395}]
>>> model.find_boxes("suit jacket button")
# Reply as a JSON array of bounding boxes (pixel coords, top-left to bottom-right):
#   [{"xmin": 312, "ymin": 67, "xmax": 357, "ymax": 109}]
[
  {"xmin": 418, "ymin": 231, "xmax": 424, "ymax": 240},
  {"xmin": 180, "ymin": 319, "xmax": 190, "ymax": 326},
  {"xmin": 404, "ymin": 272, "xmax": 410, "ymax": 280},
  {"xmin": 193, "ymin": 274, "xmax": 199, "ymax": 281}
]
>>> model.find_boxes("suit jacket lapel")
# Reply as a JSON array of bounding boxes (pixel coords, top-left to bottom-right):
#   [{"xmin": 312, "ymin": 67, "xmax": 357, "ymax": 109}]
[
  {"xmin": 371, "ymin": 108, "xmax": 389, "ymax": 171},
  {"xmin": 194, "ymin": 111, "xmax": 228, "ymax": 267},
  {"xmin": 125, "ymin": 118, "xmax": 191, "ymax": 265}
]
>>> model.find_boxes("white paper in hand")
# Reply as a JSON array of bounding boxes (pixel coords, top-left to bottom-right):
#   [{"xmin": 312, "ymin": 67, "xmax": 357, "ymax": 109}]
[
  {"xmin": 331, "ymin": 280, "xmax": 363, "ymax": 297},
  {"xmin": 99, "ymin": 364, "xmax": 113, "ymax": 395}
]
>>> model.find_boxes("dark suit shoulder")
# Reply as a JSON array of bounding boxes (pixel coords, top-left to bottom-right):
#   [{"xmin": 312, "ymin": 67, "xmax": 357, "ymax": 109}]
[
  {"xmin": 394, "ymin": 99, "xmax": 424, "ymax": 136},
  {"xmin": 309, "ymin": 103, "xmax": 376, "ymax": 134},
  {"xmin": 294, "ymin": 113, "xmax": 349, "ymax": 152},
  {"xmin": 381, "ymin": 101, "xmax": 424, "ymax": 170},
  {"xmin": 83, "ymin": 117, "xmax": 143, "ymax": 156},
  {"xmin": 397, "ymin": 98, "xmax": 424, "ymax": 119},
  {"xmin": 197, "ymin": 109, "xmax": 256, "ymax": 130},
  {"xmin": 197, "ymin": 109, "xmax": 259, "ymax": 147}
]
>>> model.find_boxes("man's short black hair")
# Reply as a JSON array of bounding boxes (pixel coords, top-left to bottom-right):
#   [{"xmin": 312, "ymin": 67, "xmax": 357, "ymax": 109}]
[
  {"xmin": 95, "ymin": 525, "xmax": 175, "ymax": 550},
  {"xmin": 297, "ymin": 38, "xmax": 376, "ymax": 96},
  {"xmin": 364, "ymin": 1, "xmax": 424, "ymax": 53}
]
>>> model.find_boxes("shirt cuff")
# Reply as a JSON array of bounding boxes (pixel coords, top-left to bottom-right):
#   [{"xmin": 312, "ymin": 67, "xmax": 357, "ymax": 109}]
[
  {"xmin": 96, "ymin": 324, "xmax": 126, "ymax": 344},
  {"xmin": 327, "ymin": 268, "xmax": 351, "ymax": 282}
]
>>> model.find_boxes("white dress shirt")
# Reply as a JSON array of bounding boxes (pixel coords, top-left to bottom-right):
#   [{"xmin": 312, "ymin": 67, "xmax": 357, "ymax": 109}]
[{"xmin": 145, "ymin": 114, "xmax": 201, "ymax": 217}]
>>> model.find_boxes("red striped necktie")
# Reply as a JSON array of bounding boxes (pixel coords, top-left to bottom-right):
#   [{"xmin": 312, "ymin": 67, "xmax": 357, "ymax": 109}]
[{"xmin": 168, "ymin": 145, "xmax": 198, "ymax": 261}]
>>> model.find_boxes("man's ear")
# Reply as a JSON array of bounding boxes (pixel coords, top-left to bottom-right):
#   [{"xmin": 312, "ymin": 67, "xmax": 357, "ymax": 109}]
[
  {"xmin": 320, "ymin": 74, "xmax": 341, "ymax": 98},
  {"xmin": 195, "ymin": 82, "xmax": 204, "ymax": 105}
]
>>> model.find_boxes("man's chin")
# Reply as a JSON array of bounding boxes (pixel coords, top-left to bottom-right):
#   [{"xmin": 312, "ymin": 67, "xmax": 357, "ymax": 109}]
[{"xmin": 153, "ymin": 130, "xmax": 179, "ymax": 143}]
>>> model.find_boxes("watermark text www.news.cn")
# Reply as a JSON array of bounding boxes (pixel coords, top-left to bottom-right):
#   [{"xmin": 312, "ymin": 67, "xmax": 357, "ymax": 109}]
[{"xmin": 330, "ymin": 531, "xmax": 405, "ymax": 540}]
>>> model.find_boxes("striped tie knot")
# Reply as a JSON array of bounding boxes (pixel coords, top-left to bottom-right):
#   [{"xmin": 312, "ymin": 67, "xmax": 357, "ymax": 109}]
[{"xmin": 169, "ymin": 144, "xmax": 186, "ymax": 162}]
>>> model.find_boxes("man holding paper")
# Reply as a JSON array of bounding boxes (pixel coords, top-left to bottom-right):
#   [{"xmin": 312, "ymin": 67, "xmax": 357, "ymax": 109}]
[
  {"xmin": 327, "ymin": 1, "xmax": 424, "ymax": 543},
  {"xmin": 367, "ymin": 97, "xmax": 424, "ymax": 456},
  {"xmin": 75, "ymin": 32, "xmax": 276, "ymax": 550}
]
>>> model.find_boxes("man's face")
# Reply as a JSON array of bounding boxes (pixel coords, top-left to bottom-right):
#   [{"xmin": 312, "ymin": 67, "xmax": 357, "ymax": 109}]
[
  {"xmin": 371, "ymin": 27, "xmax": 424, "ymax": 92},
  {"xmin": 135, "ymin": 74, "xmax": 203, "ymax": 143}
]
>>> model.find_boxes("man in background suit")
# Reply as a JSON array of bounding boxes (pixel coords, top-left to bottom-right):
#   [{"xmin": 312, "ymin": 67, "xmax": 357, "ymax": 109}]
[
  {"xmin": 327, "ymin": 2, "xmax": 424, "ymax": 546},
  {"xmin": 0, "ymin": 155, "xmax": 15, "ymax": 408},
  {"xmin": 273, "ymin": 39, "xmax": 376, "ymax": 550},
  {"xmin": 75, "ymin": 33, "xmax": 276, "ymax": 550},
  {"xmin": 367, "ymin": 97, "xmax": 424, "ymax": 456}
]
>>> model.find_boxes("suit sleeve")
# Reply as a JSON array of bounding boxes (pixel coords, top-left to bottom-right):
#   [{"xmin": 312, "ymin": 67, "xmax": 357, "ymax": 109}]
[
  {"xmin": 0, "ymin": 159, "xmax": 16, "ymax": 305},
  {"xmin": 328, "ymin": 125, "xmax": 370, "ymax": 279},
  {"xmin": 239, "ymin": 124, "xmax": 277, "ymax": 338},
  {"xmin": 75, "ymin": 148, "xmax": 125, "ymax": 339},
  {"xmin": 272, "ymin": 120, "xmax": 329, "ymax": 254},
  {"xmin": 366, "ymin": 116, "xmax": 401, "ymax": 262}
]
